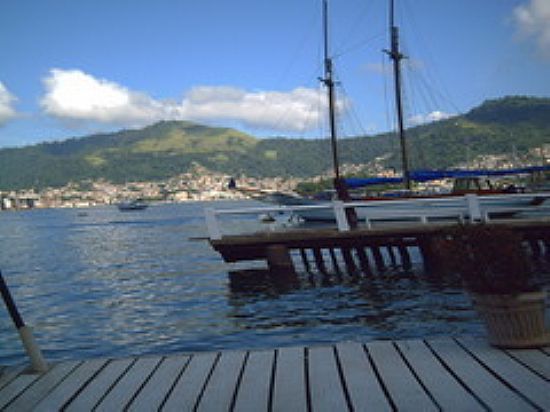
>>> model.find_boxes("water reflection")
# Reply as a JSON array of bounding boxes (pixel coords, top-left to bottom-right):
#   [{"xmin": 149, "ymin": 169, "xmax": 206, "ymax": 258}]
[{"xmin": 226, "ymin": 262, "xmax": 483, "ymax": 343}]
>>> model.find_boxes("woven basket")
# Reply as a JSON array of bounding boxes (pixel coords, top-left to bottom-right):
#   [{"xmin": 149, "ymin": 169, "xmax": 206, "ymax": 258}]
[{"xmin": 472, "ymin": 291, "xmax": 549, "ymax": 348}]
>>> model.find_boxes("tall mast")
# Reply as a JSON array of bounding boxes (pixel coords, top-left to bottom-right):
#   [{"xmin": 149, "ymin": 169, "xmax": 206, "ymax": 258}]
[
  {"xmin": 386, "ymin": 0, "xmax": 411, "ymax": 189},
  {"xmin": 321, "ymin": 0, "xmax": 341, "ymax": 182}
]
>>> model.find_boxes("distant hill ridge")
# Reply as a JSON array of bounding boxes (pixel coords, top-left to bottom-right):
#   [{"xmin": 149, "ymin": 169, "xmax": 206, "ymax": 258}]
[{"xmin": 0, "ymin": 96, "xmax": 549, "ymax": 190}]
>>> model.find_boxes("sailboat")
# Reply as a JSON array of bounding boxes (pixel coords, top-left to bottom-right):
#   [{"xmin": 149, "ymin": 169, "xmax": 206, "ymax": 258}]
[{"xmin": 243, "ymin": 0, "xmax": 549, "ymax": 222}]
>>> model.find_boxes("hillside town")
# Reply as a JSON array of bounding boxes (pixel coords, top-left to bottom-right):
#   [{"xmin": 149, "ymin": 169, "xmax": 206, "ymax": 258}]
[{"xmin": 1, "ymin": 150, "xmax": 548, "ymax": 211}]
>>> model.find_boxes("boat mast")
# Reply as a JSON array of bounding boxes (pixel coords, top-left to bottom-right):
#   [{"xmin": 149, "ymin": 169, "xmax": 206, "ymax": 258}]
[
  {"xmin": 321, "ymin": 0, "xmax": 341, "ymax": 182},
  {"xmin": 385, "ymin": 0, "xmax": 411, "ymax": 190}
]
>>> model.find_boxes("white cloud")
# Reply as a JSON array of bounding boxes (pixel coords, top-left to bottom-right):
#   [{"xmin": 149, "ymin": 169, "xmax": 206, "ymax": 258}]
[
  {"xmin": 409, "ymin": 110, "xmax": 453, "ymax": 125},
  {"xmin": 513, "ymin": 0, "xmax": 550, "ymax": 57},
  {"xmin": 0, "ymin": 82, "xmax": 17, "ymax": 126},
  {"xmin": 40, "ymin": 69, "xmax": 337, "ymax": 133}
]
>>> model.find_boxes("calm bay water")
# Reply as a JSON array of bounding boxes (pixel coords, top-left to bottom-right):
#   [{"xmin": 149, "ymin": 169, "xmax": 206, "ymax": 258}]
[{"xmin": 0, "ymin": 200, "xmax": 485, "ymax": 366}]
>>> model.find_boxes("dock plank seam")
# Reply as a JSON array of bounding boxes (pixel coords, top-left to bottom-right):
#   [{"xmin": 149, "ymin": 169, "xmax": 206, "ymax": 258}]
[
  {"xmin": 59, "ymin": 358, "xmax": 112, "ymax": 410},
  {"xmin": 504, "ymin": 349, "xmax": 550, "ymax": 382},
  {"xmin": 304, "ymin": 347, "xmax": 312, "ymax": 412},
  {"xmin": 157, "ymin": 355, "xmax": 193, "ymax": 410},
  {"xmin": 123, "ymin": 355, "xmax": 166, "ymax": 409},
  {"xmin": 228, "ymin": 350, "xmax": 250, "ymax": 411},
  {"xmin": 455, "ymin": 338, "xmax": 547, "ymax": 411},
  {"xmin": 392, "ymin": 341, "xmax": 442, "ymax": 410},
  {"xmin": 0, "ymin": 370, "xmax": 42, "ymax": 409},
  {"xmin": 0, "ymin": 365, "xmax": 26, "ymax": 392},
  {"xmin": 4, "ymin": 360, "xmax": 82, "ymax": 411},
  {"xmin": 192, "ymin": 352, "xmax": 221, "ymax": 411},
  {"xmin": 362, "ymin": 343, "xmax": 397, "ymax": 411},
  {"xmin": 332, "ymin": 345, "xmax": 355, "ymax": 412},
  {"xmin": 91, "ymin": 357, "xmax": 138, "ymax": 409},
  {"xmin": 267, "ymin": 349, "xmax": 277, "ymax": 412},
  {"xmin": 423, "ymin": 339, "xmax": 490, "ymax": 410}
]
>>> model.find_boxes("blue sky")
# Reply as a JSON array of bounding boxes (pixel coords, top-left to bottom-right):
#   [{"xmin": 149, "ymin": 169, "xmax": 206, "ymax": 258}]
[{"xmin": 0, "ymin": 0, "xmax": 549, "ymax": 148}]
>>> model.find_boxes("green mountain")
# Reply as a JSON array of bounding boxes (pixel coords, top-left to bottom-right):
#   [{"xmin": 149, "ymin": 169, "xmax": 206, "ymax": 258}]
[{"xmin": 1, "ymin": 96, "xmax": 549, "ymax": 190}]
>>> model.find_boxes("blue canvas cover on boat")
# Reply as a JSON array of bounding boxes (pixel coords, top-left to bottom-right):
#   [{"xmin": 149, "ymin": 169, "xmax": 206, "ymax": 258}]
[{"xmin": 344, "ymin": 165, "xmax": 550, "ymax": 188}]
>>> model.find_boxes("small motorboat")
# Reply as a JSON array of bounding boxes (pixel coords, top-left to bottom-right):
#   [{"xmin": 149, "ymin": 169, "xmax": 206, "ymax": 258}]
[{"xmin": 117, "ymin": 199, "xmax": 148, "ymax": 211}]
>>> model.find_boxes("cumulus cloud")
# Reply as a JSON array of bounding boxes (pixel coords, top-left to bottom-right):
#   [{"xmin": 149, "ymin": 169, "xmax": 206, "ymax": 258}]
[
  {"xmin": 0, "ymin": 82, "xmax": 17, "ymax": 126},
  {"xmin": 40, "ymin": 69, "xmax": 335, "ymax": 132},
  {"xmin": 513, "ymin": 0, "xmax": 550, "ymax": 57},
  {"xmin": 409, "ymin": 110, "xmax": 453, "ymax": 125}
]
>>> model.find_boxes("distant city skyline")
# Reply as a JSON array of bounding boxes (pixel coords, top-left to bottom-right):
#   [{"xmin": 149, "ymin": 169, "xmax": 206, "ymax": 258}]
[{"xmin": 0, "ymin": 0, "xmax": 549, "ymax": 148}]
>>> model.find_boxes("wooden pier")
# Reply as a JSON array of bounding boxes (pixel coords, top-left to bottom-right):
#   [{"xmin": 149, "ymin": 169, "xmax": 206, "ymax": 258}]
[
  {"xmin": 0, "ymin": 337, "xmax": 548, "ymax": 411},
  {"xmin": 210, "ymin": 218, "xmax": 550, "ymax": 275}
]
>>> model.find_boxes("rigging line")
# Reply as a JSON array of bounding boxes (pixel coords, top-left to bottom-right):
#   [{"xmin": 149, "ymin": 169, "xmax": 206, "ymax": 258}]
[
  {"xmin": 404, "ymin": 60, "xmax": 438, "ymax": 121},
  {"xmin": 251, "ymin": 3, "xmax": 323, "ymax": 138},
  {"xmin": 400, "ymin": 0, "xmax": 461, "ymax": 114},
  {"xmin": 332, "ymin": 0, "xmax": 375, "ymax": 57},
  {"xmin": 270, "ymin": 27, "xmax": 326, "ymax": 139},
  {"xmin": 332, "ymin": 32, "xmax": 386, "ymax": 60},
  {"xmin": 337, "ymin": 82, "xmax": 368, "ymax": 139}
]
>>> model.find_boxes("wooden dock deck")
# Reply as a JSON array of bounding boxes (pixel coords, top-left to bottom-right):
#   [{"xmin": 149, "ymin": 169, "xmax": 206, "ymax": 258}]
[
  {"xmin": 1, "ymin": 337, "xmax": 548, "ymax": 411},
  {"xmin": 210, "ymin": 218, "xmax": 550, "ymax": 274}
]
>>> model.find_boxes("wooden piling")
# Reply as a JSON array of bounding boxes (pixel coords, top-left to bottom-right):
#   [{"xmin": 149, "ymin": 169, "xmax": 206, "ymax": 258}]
[
  {"xmin": 397, "ymin": 243, "xmax": 412, "ymax": 270},
  {"xmin": 299, "ymin": 248, "xmax": 312, "ymax": 273},
  {"xmin": 266, "ymin": 245, "xmax": 296, "ymax": 275},
  {"xmin": 386, "ymin": 245, "xmax": 397, "ymax": 266},
  {"xmin": 370, "ymin": 246, "xmax": 385, "ymax": 272},
  {"xmin": 528, "ymin": 239, "xmax": 543, "ymax": 259},
  {"xmin": 328, "ymin": 248, "xmax": 343, "ymax": 276},
  {"xmin": 312, "ymin": 248, "xmax": 328, "ymax": 274},
  {"xmin": 355, "ymin": 247, "xmax": 372, "ymax": 275},
  {"xmin": 341, "ymin": 247, "xmax": 359, "ymax": 274}
]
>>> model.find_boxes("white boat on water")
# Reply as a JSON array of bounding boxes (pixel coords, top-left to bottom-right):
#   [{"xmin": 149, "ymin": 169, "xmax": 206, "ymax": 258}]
[{"xmin": 256, "ymin": 170, "xmax": 550, "ymax": 222}]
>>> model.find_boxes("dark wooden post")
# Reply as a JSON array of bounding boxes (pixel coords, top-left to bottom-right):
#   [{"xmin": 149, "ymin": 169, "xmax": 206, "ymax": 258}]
[
  {"xmin": 266, "ymin": 245, "xmax": 296, "ymax": 276},
  {"xmin": 371, "ymin": 246, "xmax": 386, "ymax": 272}
]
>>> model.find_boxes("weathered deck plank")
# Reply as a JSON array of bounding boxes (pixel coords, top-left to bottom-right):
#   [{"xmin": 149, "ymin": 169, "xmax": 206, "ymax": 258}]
[
  {"xmin": 367, "ymin": 340, "xmax": 438, "ymax": 411},
  {"xmin": 0, "ymin": 365, "xmax": 26, "ymax": 391},
  {"xmin": 161, "ymin": 352, "xmax": 217, "ymax": 411},
  {"xmin": 233, "ymin": 350, "xmax": 274, "ymax": 412},
  {"xmin": 94, "ymin": 356, "xmax": 161, "ymax": 411},
  {"xmin": 428, "ymin": 338, "xmax": 537, "ymax": 411},
  {"xmin": 271, "ymin": 346, "xmax": 307, "ymax": 412},
  {"xmin": 4, "ymin": 361, "xmax": 80, "ymax": 412},
  {"xmin": 336, "ymin": 341, "xmax": 392, "ymax": 411},
  {"xmin": 33, "ymin": 358, "xmax": 108, "ymax": 411},
  {"xmin": 196, "ymin": 350, "xmax": 246, "ymax": 412},
  {"xmin": 65, "ymin": 357, "xmax": 134, "ymax": 411},
  {"xmin": 308, "ymin": 345, "xmax": 349, "ymax": 412},
  {"xmin": 396, "ymin": 339, "xmax": 483, "ymax": 411},
  {"xmin": 458, "ymin": 338, "xmax": 550, "ymax": 410},
  {"xmin": 127, "ymin": 355, "xmax": 190, "ymax": 412},
  {"xmin": 0, "ymin": 371, "xmax": 41, "ymax": 409},
  {"xmin": 506, "ymin": 347, "xmax": 550, "ymax": 380},
  {"xmin": 1, "ymin": 337, "xmax": 548, "ymax": 411}
]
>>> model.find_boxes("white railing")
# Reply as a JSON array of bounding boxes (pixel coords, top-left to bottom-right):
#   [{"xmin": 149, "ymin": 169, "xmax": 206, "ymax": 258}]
[{"xmin": 204, "ymin": 192, "xmax": 550, "ymax": 240}]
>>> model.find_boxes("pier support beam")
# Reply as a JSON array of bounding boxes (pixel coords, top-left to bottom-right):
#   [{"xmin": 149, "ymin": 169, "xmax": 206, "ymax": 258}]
[
  {"xmin": 266, "ymin": 245, "xmax": 296, "ymax": 276},
  {"xmin": 371, "ymin": 246, "xmax": 385, "ymax": 272},
  {"xmin": 341, "ymin": 247, "xmax": 359, "ymax": 274},
  {"xmin": 312, "ymin": 248, "xmax": 328, "ymax": 274},
  {"xmin": 355, "ymin": 247, "xmax": 373, "ymax": 275}
]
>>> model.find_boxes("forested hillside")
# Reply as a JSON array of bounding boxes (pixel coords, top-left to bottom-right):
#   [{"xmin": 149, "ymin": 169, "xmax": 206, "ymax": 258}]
[{"xmin": 0, "ymin": 96, "xmax": 548, "ymax": 190}]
